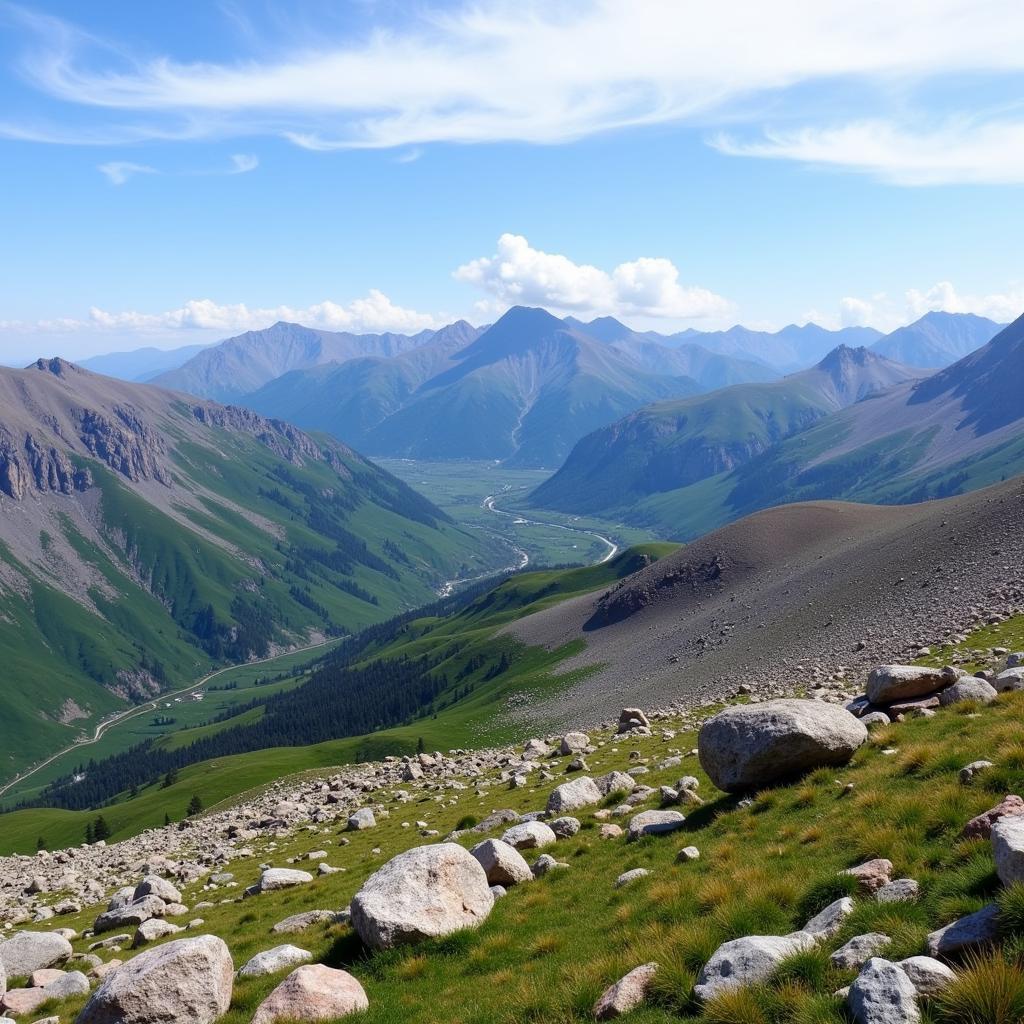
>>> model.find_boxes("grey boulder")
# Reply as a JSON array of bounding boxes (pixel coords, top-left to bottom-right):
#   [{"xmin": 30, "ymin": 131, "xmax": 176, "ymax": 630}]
[
  {"xmin": 0, "ymin": 931, "xmax": 72, "ymax": 976},
  {"xmin": 991, "ymin": 815, "xmax": 1024, "ymax": 885},
  {"xmin": 238, "ymin": 944, "xmax": 313, "ymax": 978},
  {"xmin": 866, "ymin": 666, "xmax": 945, "ymax": 704},
  {"xmin": 76, "ymin": 934, "xmax": 233, "ymax": 1024},
  {"xmin": 847, "ymin": 957, "xmax": 920, "ymax": 1024},
  {"xmin": 698, "ymin": 700, "xmax": 867, "ymax": 792},
  {"xmin": 469, "ymin": 839, "xmax": 533, "ymax": 886},
  {"xmin": 350, "ymin": 843, "xmax": 493, "ymax": 950},
  {"xmin": 695, "ymin": 934, "xmax": 814, "ymax": 1001},
  {"xmin": 546, "ymin": 776, "xmax": 602, "ymax": 814}
]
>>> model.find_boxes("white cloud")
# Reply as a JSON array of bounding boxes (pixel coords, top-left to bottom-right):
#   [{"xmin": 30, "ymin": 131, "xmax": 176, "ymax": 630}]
[
  {"xmin": 713, "ymin": 118, "xmax": 1024, "ymax": 186},
  {"xmin": 836, "ymin": 281, "xmax": 1024, "ymax": 331},
  {"xmin": 7, "ymin": 0, "xmax": 1024, "ymax": 186},
  {"xmin": 454, "ymin": 234, "xmax": 729, "ymax": 321},
  {"xmin": 228, "ymin": 152, "xmax": 258, "ymax": 174},
  {"xmin": 2, "ymin": 290, "xmax": 445, "ymax": 338},
  {"xmin": 98, "ymin": 160, "xmax": 156, "ymax": 185}
]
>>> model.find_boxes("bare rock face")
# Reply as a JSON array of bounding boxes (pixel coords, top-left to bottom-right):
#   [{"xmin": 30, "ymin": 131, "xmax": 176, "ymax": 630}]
[
  {"xmin": 75, "ymin": 934, "xmax": 233, "ymax": 1024},
  {"xmin": 866, "ymin": 666, "xmax": 946, "ymax": 704},
  {"xmin": 251, "ymin": 964, "xmax": 368, "ymax": 1023},
  {"xmin": 698, "ymin": 699, "xmax": 867, "ymax": 792},
  {"xmin": 350, "ymin": 843, "xmax": 494, "ymax": 950}
]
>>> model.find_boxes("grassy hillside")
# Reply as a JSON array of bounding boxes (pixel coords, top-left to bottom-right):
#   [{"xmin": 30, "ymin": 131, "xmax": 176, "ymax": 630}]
[
  {"xmin": 0, "ymin": 362, "xmax": 501, "ymax": 785},
  {"xmin": 17, "ymin": 620, "xmax": 1024, "ymax": 1024},
  {"xmin": 0, "ymin": 544, "xmax": 676, "ymax": 853}
]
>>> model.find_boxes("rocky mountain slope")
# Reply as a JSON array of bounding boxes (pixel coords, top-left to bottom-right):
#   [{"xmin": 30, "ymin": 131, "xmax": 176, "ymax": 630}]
[
  {"xmin": 870, "ymin": 310, "xmax": 1002, "ymax": 368},
  {"xmin": 0, "ymin": 358, "xmax": 493, "ymax": 780},
  {"xmin": 512, "ymin": 475, "xmax": 1024, "ymax": 728},
  {"xmin": 530, "ymin": 344, "xmax": 923, "ymax": 517},
  {"xmin": 1, "ymin": 625, "xmax": 1023, "ymax": 1024}
]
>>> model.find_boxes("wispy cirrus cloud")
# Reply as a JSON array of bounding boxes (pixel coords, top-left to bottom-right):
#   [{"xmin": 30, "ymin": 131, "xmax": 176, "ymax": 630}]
[
  {"xmin": 98, "ymin": 160, "xmax": 156, "ymax": 185},
  {"xmin": 96, "ymin": 152, "xmax": 258, "ymax": 184},
  {"xmin": 5, "ymin": 1, "xmax": 1024, "ymax": 184}
]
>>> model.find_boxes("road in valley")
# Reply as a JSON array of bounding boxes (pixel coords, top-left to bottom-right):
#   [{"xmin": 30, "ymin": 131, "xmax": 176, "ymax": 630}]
[{"xmin": 0, "ymin": 637, "xmax": 341, "ymax": 801}]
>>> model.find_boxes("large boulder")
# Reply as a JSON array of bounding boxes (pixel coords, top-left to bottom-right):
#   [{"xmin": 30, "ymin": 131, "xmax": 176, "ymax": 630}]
[
  {"xmin": 559, "ymin": 732, "xmax": 590, "ymax": 755},
  {"xmin": 698, "ymin": 700, "xmax": 867, "ymax": 792},
  {"xmin": 594, "ymin": 771, "xmax": 636, "ymax": 796},
  {"xmin": 992, "ymin": 815, "xmax": 1024, "ymax": 885},
  {"xmin": 347, "ymin": 808, "xmax": 376, "ymax": 831},
  {"xmin": 866, "ymin": 666, "xmax": 946, "ymax": 704},
  {"xmin": 897, "ymin": 957, "xmax": 956, "ymax": 997},
  {"xmin": 76, "ymin": 934, "xmax": 233, "ymax": 1024},
  {"xmin": 695, "ymin": 934, "xmax": 813, "ymax": 1001},
  {"xmin": 546, "ymin": 776, "xmax": 602, "ymax": 814},
  {"xmin": 252, "ymin": 964, "xmax": 368, "ymax": 1023},
  {"xmin": 350, "ymin": 843, "xmax": 494, "ymax": 950},
  {"xmin": 470, "ymin": 839, "xmax": 533, "ymax": 886},
  {"xmin": 617, "ymin": 708, "xmax": 650, "ymax": 733},
  {"xmin": 0, "ymin": 931, "xmax": 72, "ymax": 976},
  {"xmin": 961, "ymin": 794, "xmax": 1024, "ymax": 840},
  {"xmin": 847, "ymin": 958, "xmax": 920, "ymax": 1024}
]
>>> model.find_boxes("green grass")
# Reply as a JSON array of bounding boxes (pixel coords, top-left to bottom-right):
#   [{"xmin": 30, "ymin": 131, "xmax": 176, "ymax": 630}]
[
  {"xmin": 21, "ymin": 685, "xmax": 1024, "ymax": 1024},
  {"xmin": 379, "ymin": 458, "xmax": 661, "ymax": 568},
  {"xmin": 0, "ymin": 544, "xmax": 676, "ymax": 854},
  {"xmin": 1, "ymin": 428, "xmax": 500, "ymax": 785}
]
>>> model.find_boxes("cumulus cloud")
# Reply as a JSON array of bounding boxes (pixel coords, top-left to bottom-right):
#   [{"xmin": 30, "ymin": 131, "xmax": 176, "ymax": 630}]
[
  {"xmin": 6, "ymin": 0, "xmax": 1024, "ymax": 184},
  {"xmin": 98, "ymin": 161, "xmax": 156, "ymax": 185},
  {"xmin": 2, "ymin": 290, "xmax": 445, "ymax": 337},
  {"xmin": 454, "ymin": 234, "xmax": 729, "ymax": 320},
  {"xmin": 836, "ymin": 281, "xmax": 1024, "ymax": 331}
]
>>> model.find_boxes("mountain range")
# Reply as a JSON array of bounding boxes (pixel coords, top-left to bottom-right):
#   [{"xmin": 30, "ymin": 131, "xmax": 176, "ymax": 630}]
[
  {"xmin": 530, "ymin": 313, "xmax": 1024, "ymax": 538},
  {"xmin": 869, "ymin": 310, "xmax": 1002, "ymax": 367},
  {"xmin": 0, "ymin": 358, "xmax": 493, "ymax": 778},
  {"xmin": 243, "ymin": 306, "xmax": 722, "ymax": 467}
]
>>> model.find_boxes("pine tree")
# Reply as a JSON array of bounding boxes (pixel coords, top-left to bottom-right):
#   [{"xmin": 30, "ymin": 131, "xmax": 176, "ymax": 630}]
[
  {"xmin": 187, "ymin": 794, "xmax": 203, "ymax": 817},
  {"xmin": 161, "ymin": 767, "xmax": 178, "ymax": 789},
  {"xmin": 93, "ymin": 815, "xmax": 111, "ymax": 841},
  {"xmin": 416, "ymin": 736, "xmax": 425, "ymax": 754},
  {"xmin": 84, "ymin": 821, "xmax": 95, "ymax": 844},
  {"xmin": 164, "ymin": 813, "xmax": 171, "ymax": 826},
  {"xmin": 36, "ymin": 836, "xmax": 46, "ymax": 851}
]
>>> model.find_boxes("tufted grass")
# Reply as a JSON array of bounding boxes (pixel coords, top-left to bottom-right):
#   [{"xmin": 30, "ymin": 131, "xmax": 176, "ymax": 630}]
[{"xmin": 13, "ymin": 688, "xmax": 1024, "ymax": 1024}]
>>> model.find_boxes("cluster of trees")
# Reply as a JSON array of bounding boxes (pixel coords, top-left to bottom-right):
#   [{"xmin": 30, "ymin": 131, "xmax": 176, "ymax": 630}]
[
  {"xmin": 30, "ymin": 651, "xmax": 452, "ymax": 812},
  {"xmin": 84, "ymin": 815, "xmax": 111, "ymax": 843}
]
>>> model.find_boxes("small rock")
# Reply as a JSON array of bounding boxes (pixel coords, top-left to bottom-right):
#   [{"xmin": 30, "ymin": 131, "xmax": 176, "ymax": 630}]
[
  {"xmin": 238, "ymin": 945, "xmax": 313, "ymax": 978},
  {"xmin": 614, "ymin": 869, "xmax": 649, "ymax": 889},
  {"xmin": 251, "ymin": 964, "xmax": 368, "ymax": 1023},
  {"xmin": 593, "ymin": 962, "xmax": 658, "ymax": 1019}
]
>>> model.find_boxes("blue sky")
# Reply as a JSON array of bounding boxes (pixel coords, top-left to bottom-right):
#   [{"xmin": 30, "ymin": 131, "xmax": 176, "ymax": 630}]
[{"xmin": 2, "ymin": 0, "xmax": 1024, "ymax": 362}]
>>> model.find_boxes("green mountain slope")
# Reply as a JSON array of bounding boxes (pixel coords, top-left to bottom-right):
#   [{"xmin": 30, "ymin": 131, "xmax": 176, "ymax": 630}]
[
  {"xmin": 530, "ymin": 343, "xmax": 923, "ymax": 517},
  {"xmin": 245, "ymin": 307, "xmax": 708, "ymax": 467},
  {"xmin": 532, "ymin": 314, "xmax": 1024, "ymax": 539},
  {"xmin": 0, "ymin": 543, "xmax": 676, "ymax": 849},
  {"xmin": 0, "ymin": 358, "xmax": 496, "ymax": 782}
]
